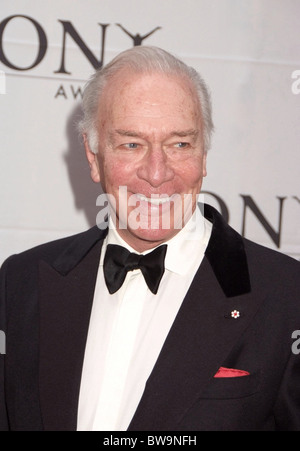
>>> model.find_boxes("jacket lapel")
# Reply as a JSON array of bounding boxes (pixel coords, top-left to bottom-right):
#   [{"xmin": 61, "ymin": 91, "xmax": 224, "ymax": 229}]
[
  {"xmin": 129, "ymin": 205, "xmax": 258, "ymax": 431},
  {"xmin": 39, "ymin": 227, "xmax": 106, "ymax": 431}
]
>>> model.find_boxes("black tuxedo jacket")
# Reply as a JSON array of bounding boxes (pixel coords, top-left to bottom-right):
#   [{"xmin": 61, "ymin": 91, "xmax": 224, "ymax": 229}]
[{"xmin": 1, "ymin": 205, "xmax": 300, "ymax": 431}]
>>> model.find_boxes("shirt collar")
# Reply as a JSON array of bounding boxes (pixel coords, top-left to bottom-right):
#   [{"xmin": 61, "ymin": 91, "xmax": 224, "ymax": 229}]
[{"xmin": 163, "ymin": 206, "xmax": 212, "ymax": 275}]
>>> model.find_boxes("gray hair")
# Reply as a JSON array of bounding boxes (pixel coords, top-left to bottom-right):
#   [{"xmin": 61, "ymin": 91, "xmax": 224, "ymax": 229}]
[{"xmin": 78, "ymin": 46, "xmax": 214, "ymax": 153}]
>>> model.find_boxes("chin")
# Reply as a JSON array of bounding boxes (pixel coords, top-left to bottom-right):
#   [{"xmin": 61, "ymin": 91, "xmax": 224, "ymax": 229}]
[{"xmin": 127, "ymin": 226, "xmax": 179, "ymax": 250}]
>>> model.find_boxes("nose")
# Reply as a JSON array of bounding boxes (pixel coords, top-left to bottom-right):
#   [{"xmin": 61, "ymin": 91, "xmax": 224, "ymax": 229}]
[{"xmin": 137, "ymin": 145, "xmax": 174, "ymax": 188}]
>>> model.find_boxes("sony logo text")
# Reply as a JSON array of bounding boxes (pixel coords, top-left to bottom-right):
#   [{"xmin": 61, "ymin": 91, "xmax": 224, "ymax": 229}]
[{"xmin": 0, "ymin": 15, "xmax": 161, "ymax": 75}]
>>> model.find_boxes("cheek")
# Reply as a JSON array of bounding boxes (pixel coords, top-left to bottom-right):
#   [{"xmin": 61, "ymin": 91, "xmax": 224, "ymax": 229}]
[
  {"xmin": 174, "ymin": 158, "xmax": 205, "ymax": 190},
  {"xmin": 101, "ymin": 156, "xmax": 136, "ymax": 192}
]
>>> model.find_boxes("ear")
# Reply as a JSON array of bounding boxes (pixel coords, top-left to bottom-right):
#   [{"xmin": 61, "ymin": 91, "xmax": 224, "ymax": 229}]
[{"xmin": 83, "ymin": 134, "xmax": 101, "ymax": 183}]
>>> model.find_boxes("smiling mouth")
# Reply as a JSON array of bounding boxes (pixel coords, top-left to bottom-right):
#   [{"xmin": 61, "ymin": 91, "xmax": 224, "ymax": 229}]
[{"xmin": 135, "ymin": 194, "xmax": 174, "ymax": 206}]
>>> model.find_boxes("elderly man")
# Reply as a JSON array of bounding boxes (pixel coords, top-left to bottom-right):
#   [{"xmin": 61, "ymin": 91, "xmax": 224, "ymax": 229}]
[{"xmin": 0, "ymin": 47, "xmax": 300, "ymax": 431}]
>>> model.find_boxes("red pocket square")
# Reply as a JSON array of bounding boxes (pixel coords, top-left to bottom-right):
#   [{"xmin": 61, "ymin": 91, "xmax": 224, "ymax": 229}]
[{"xmin": 214, "ymin": 367, "xmax": 250, "ymax": 378}]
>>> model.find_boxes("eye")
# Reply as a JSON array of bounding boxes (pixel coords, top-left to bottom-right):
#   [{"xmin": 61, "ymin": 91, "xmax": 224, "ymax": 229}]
[
  {"xmin": 124, "ymin": 143, "xmax": 139, "ymax": 149},
  {"xmin": 174, "ymin": 142, "xmax": 190, "ymax": 149}
]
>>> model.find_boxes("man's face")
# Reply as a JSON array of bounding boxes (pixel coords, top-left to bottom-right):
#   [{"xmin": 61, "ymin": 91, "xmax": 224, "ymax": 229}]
[{"xmin": 85, "ymin": 70, "xmax": 207, "ymax": 252}]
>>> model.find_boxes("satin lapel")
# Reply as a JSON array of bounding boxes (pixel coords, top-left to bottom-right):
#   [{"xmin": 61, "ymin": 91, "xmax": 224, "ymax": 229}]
[
  {"xmin": 39, "ymin": 238, "xmax": 103, "ymax": 431},
  {"xmin": 129, "ymin": 256, "xmax": 259, "ymax": 431}
]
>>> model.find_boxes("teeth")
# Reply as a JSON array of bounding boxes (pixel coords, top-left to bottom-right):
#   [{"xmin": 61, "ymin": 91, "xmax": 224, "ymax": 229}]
[{"xmin": 137, "ymin": 194, "xmax": 171, "ymax": 205}]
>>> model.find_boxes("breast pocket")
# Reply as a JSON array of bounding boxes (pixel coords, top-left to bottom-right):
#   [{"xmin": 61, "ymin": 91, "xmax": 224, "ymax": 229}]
[{"xmin": 200, "ymin": 372, "xmax": 260, "ymax": 400}]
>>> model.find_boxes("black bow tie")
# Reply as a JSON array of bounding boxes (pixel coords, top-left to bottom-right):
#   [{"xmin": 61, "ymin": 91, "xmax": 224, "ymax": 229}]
[{"xmin": 103, "ymin": 244, "xmax": 168, "ymax": 295}]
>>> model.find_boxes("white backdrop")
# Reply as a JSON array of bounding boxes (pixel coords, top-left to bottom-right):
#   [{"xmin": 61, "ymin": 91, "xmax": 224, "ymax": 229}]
[{"xmin": 1, "ymin": 0, "xmax": 300, "ymax": 265}]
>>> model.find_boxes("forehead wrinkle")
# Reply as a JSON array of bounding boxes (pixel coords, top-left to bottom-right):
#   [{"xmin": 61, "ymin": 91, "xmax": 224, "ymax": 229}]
[{"xmin": 110, "ymin": 128, "xmax": 200, "ymax": 141}]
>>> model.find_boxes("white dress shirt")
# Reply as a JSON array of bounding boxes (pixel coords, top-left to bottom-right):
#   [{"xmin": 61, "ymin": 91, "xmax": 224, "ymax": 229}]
[{"xmin": 77, "ymin": 207, "xmax": 212, "ymax": 431}]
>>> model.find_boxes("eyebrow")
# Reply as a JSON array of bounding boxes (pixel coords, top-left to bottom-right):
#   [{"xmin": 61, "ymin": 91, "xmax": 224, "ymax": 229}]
[{"xmin": 112, "ymin": 129, "xmax": 200, "ymax": 139}]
